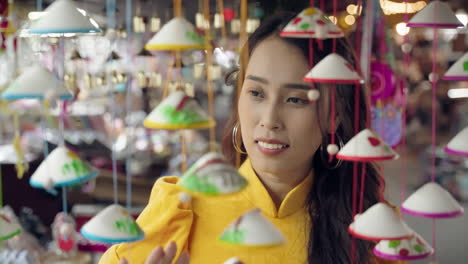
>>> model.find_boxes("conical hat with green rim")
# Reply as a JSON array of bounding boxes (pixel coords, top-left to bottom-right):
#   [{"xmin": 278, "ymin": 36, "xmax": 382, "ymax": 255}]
[
  {"xmin": 180, "ymin": 152, "xmax": 248, "ymax": 195},
  {"xmin": 0, "ymin": 212, "xmax": 22, "ymax": 241},
  {"xmin": 143, "ymin": 91, "xmax": 215, "ymax": 130},
  {"xmin": 80, "ymin": 204, "xmax": 145, "ymax": 244},
  {"xmin": 145, "ymin": 17, "xmax": 206, "ymax": 51}
]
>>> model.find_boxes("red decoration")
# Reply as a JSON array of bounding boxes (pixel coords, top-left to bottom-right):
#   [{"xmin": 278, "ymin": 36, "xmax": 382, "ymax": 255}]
[
  {"xmin": 292, "ymin": 17, "xmax": 302, "ymax": 25},
  {"xmin": 316, "ymin": 19, "xmax": 326, "ymax": 25},
  {"xmin": 58, "ymin": 236, "xmax": 75, "ymax": 252},
  {"xmin": 368, "ymin": 137, "xmax": 381, "ymax": 146},
  {"xmin": 399, "ymin": 248, "xmax": 409, "ymax": 256},
  {"xmin": 223, "ymin": 8, "xmax": 235, "ymax": 22}
]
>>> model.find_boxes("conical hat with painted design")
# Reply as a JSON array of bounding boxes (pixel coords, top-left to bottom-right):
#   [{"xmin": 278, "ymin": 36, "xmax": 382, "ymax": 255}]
[
  {"xmin": 29, "ymin": 146, "xmax": 99, "ymax": 188},
  {"xmin": 349, "ymin": 202, "xmax": 413, "ymax": 241},
  {"xmin": 2, "ymin": 65, "xmax": 73, "ymax": 100},
  {"xmin": 443, "ymin": 52, "xmax": 468, "ymax": 81},
  {"xmin": 373, "ymin": 231, "xmax": 433, "ymax": 261},
  {"xmin": 337, "ymin": 128, "xmax": 399, "ymax": 161},
  {"xmin": 280, "ymin": 7, "xmax": 344, "ymax": 39},
  {"xmin": 28, "ymin": 0, "xmax": 101, "ymax": 35},
  {"xmin": 144, "ymin": 91, "xmax": 215, "ymax": 130},
  {"xmin": 219, "ymin": 209, "xmax": 286, "ymax": 247},
  {"xmin": 445, "ymin": 126, "xmax": 468, "ymax": 157},
  {"xmin": 180, "ymin": 152, "xmax": 248, "ymax": 195},
  {"xmin": 145, "ymin": 17, "xmax": 205, "ymax": 50},
  {"xmin": 303, "ymin": 53, "xmax": 362, "ymax": 84},
  {"xmin": 0, "ymin": 211, "xmax": 22, "ymax": 241},
  {"xmin": 401, "ymin": 182, "xmax": 464, "ymax": 218},
  {"xmin": 80, "ymin": 204, "xmax": 144, "ymax": 244},
  {"xmin": 407, "ymin": 1, "xmax": 463, "ymax": 28}
]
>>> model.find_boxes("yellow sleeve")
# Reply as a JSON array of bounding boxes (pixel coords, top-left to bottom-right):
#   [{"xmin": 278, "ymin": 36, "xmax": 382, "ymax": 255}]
[{"xmin": 99, "ymin": 176, "xmax": 193, "ymax": 264}]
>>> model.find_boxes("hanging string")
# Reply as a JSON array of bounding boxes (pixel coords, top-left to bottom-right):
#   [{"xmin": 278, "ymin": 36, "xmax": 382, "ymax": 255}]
[
  {"xmin": 359, "ymin": 162, "xmax": 366, "ymax": 213},
  {"xmin": 110, "ymin": 92, "xmax": 119, "ymax": 205},
  {"xmin": 174, "ymin": 0, "xmax": 182, "ymax": 17},
  {"xmin": 162, "ymin": 59, "xmax": 174, "ymax": 99},
  {"xmin": 204, "ymin": 0, "xmax": 216, "ymax": 152}
]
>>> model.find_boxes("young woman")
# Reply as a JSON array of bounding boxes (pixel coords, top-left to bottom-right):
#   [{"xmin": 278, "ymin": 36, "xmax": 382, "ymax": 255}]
[{"xmin": 101, "ymin": 13, "xmax": 404, "ymax": 264}]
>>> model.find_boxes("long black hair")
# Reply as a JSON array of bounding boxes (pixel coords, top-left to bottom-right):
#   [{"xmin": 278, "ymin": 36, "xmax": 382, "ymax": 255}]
[{"xmin": 222, "ymin": 13, "xmax": 382, "ymax": 264}]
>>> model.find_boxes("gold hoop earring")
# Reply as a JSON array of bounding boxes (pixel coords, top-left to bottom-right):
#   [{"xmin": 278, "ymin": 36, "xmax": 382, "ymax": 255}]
[{"xmin": 232, "ymin": 122, "xmax": 247, "ymax": 154}]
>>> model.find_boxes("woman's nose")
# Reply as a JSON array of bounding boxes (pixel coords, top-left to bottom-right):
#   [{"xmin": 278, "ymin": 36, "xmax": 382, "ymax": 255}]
[{"xmin": 260, "ymin": 104, "xmax": 283, "ymax": 130}]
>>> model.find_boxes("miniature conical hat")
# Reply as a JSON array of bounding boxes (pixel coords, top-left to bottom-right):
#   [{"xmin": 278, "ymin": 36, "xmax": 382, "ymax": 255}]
[
  {"xmin": 80, "ymin": 204, "xmax": 144, "ymax": 244},
  {"xmin": 337, "ymin": 128, "xmax": 399, "ymax": 161},
  {"xmin": 0, "ymin": 212, "xmax": 22, "ymax": 241},
  {"xmin": 445, "ymin": 126, "xmax": 468, "ymax": 157},
  {"xmin": 443, "ymin": 52, "xmax": 468, "ymax": 81},
  {"xmin": 401, "ymin": 182, "xmax": 464, "ymax": 218},
  {"xmin": 280, "ymin": 7, "xmax": 344, "ymax": 39},
  {"xmin": 303, "ymin": 53, "xmax": 362, "ymax": 84},
  {"xmin": 28, "ymin": 0, "xmax": 101, "ymax": 34},
  {"xmin": 179, "ymin": 152, "xmax": 248, "ymax": 195},
  {"xmin": 223, "ymin": 257, "xmax": 244, "ymax": 264},
  {"xmin": 145, "ymin": 17, "xmax": 205, "ymax": 50},
  {"xmin": 29, "ymin": 146, "xmax": 99, "ymax": 188},
  {"xmin": 374, "ymin": 231, "xmax": 434, "ymax": 261},
  {"xmin": 407, "ymin": 1, "xmax": 463, "ymax": 28},
  {"xmin": 143, "ymin": 91, "xmax": 215, "ymax": 130},
  {"xmin": 219, "ymin": 209, "xmax": 286, "ymax": 247},
  {"xmin": 2, "ymin": 65, "xmax": 73, "ymax": 100},
  {"xmin": 349, "ymin": 203, "xmax": 413, "ymax": 241}
]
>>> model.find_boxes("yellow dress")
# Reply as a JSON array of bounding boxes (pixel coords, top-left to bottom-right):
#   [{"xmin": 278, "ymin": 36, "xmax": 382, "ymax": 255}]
[{"xmin": 100, "ymin": 159, "xmax": 405, "ymax": 264}]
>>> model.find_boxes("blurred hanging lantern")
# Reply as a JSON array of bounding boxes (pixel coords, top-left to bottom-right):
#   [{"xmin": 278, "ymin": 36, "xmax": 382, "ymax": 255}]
[
  {"xmin": 133, "ymin": 16, "xmax": 146, "ymax": 33},
  {"xmin": 150, "ymin": 17, "xmax": 161, "ymax": 32}
]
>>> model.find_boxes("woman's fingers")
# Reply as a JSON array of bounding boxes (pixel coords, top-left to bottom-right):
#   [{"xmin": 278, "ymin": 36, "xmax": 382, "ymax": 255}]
[
  {"xmin": 161, "ymin": 241, "xmax": 177, "ymax": 264},
  {"xmin": 175, "ymin": 252, "xmax": 190, "ymax": 264},
  {"xmin": 145, "ymin": 246, "xmax": 165, "ymax": 264}
]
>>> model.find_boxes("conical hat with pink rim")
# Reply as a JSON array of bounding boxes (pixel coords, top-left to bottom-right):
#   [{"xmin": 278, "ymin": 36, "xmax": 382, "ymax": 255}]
[
  {"xmin": 407, "ymin": 1, "xmax": 464, "ymax": 28},
  {"xmin": 280, "ymin": 7, "xmax": 344, "ymax": 39},
  {"xmin": 443, "ymin": 52, "xmax": 468, "ymax": 81},
  {"xmin": 445, "ymin": 126, "xmax": 468, "ymax": 157},
  {"xmin": 337, "ymin": 128, "xmax": 399, "ymax": 161},
  {"xmin": 373, "ymin": 231, "xmax": 434, "ymax": 261},
  {"xmin": 349, "ymin": 203, "xmax": 413, "ymax": 241},
  {"xmin": 143, "ymin": 91, "xmax": 215, "ymax": 130},
  {"xmin": 303, "ymin": 53, "xmax": 362, "ymax": 84},
  {"xmin": 401, "ymin": 182, "xmax": 464, "ymax": 218}
]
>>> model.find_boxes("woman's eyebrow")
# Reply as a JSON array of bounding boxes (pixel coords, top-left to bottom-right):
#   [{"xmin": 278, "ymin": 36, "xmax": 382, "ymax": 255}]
[
  {"xmin": 281, "ymin": 83, "xmax": 310, "ymax": 90},
  {"xmin": 246, "ymin": 74, "xmax": 269, "ymax": 84}
]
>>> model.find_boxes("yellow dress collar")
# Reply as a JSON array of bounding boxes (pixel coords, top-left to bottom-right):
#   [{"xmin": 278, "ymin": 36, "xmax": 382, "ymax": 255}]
[{"xmin": 239, "ymin": 159, "xmax": 314, "ymax": 218}]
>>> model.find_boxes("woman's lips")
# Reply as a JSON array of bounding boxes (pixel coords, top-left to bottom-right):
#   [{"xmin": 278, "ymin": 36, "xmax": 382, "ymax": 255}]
[{"xmin": 255, "ymin": 139, "xmax": 289, "ymax": 156}]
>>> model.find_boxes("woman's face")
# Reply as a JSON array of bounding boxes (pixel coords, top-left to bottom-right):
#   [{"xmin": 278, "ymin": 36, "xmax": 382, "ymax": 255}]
[{"xmin": 238, "ymin": 36, "xmax": 324, "ymax": 177}]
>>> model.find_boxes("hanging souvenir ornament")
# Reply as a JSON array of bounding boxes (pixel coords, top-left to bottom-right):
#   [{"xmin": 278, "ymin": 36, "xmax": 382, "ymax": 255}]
[
  {"xmin": 29, "ymin": 146, "xmax": 99, "ymax": 189},
  {"xmin": 0, "ymin": 211, "xmax": 22, "ymax": 241},
  {"xmin": 303, "ymin": 53, "xmax": 362, "ymax": 84},
  {"xmin": 401, "ymin": 182, "xmax": 464, "ymax": 218},
  {"xmin": 1, "ymin": 65, "xmax": 73, "ymax": 100},
  {"xmin": 81, "ymin": 204, "xmax": 144, "ymax": 244},
  {"xmin": 27, "ymin": 0, "xmax": 101, "ymax": 35},
  {"xmin": 145, "ymin": 17, "xmax": 205, "ymax": 51},
  {"xmin": 371, "ymin": 103, "xmax": 403, "ymax": 148},
  {"xmin": 179, "ymin": 152, "xmax": 248, "ymax": 195},
  {"xmin": 445, "ymin": 126, "xmax": 468, "ymax": 157},
  {"xmin": 337, "ymin": 128, "xmax": 399, "ymax": 161},
  {"xmin": 143, "ymin": 91, "xmax": 215, "ymax": 130},
  {"xmin": 280, "ymin": 7, "xmax": 344, "ymax": 39},
  {"xmin": 406, "ymin": 0, "xmax": 464, "ymax": 28},
  {"xmin": 370, "ymin": 62, "xmax": 396, "ymax": 104},
  {"xmin": 348, "ymin": 203, "xmax": 413, "ymax": 241},
  {"xmin": 219, "ymin": 209, "xmax": 286, "ymax": 247},
  {"xmin": 443, "ymin": 52, "xmax": 468, "ymax": 81},
  {"xmin": 373, "ymin": 232, "xmax": 434, "ymax": 261}
]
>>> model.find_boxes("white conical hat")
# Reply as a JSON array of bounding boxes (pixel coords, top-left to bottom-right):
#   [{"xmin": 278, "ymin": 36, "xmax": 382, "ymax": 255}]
[
  {"xmin": 219, "ymin": 209, "xmax": 286, "ymax": 246},
  {"xmin": 0, "ymin": 212, "xmax": 22, "ymax": 241},
  {"xmin": 445, "ymin": 126, "xmax": 468, "ymax": 157},
  {"xmin": 180, "ymin": 152, "xmax": 248, "ymax": 195},
  {"xmin": 2, "ymin": 65, "xmax": 73, "ymax": 100},
  {"xmin": 28, "ymin": 0, "xmax": 101, "ymax": 34},
  {"xmin": 374, "ymin": 231, "xmax": 433, "ymax": 261},
  {"xmin": 80, "ymin": 204, "xmax": 145, "ymax": 244},
  {"xmin": 145, "ymin": 17, "xmax": 205, "ymax": 51},
  {"xmin": 407, "ymin": 1, "xmax": 463, "ymax": 28},
  {"xmin": 143, "ymin": 91, "xmax": 215, "ymax": 130},
  {"xmin": 443, "ymin": 52, "xmax": 468, "ymax": 81},
  {"xmin": 29, "ymin": 146, "xmax": 99, "ymax": 188},
  {"xmin": 280, "ymin": 7, "xmax": 344, "ymax": 39},
  {"xmin": 223, "ymin": 257, "xmax": 244, "ymax": 264},
  {"xmin": 337, "ymin": 128, "xmax": 399, "ymax": 161},
  {"xmin": 401, "ymin": 182, "xmax": 464, "ymax": 218},
  {"xmin": 303, "ymin": 53, "xmax": 362, "ymax": 84},
  {"xmin": 349, "ymin": 203, "xmax": 413, "ymax": 241}
]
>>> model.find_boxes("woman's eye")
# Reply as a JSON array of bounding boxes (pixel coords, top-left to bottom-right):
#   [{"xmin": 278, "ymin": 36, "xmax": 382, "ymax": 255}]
[
  {"xmin": 287, "ymin": 97, "xmax": 309, "ymax": 105},
  {"xmin": 249, "ymin": 90, "xmax": 263, "ymax": 98}
]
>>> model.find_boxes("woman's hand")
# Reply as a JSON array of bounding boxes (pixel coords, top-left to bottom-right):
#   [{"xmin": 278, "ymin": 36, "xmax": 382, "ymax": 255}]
[{"xmin": 118, "ymin": 241, "xmax": 189, "ymax": 264}]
